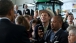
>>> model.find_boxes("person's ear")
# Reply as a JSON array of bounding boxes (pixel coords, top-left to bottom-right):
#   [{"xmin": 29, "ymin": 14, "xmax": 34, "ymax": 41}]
[
  {"xmin": 8, "ymin": 8, "xmax": 15, "ymax": 22},
  {"xmin": 8, "ymin": 9, "xmax": 13, "ymax": 16}
]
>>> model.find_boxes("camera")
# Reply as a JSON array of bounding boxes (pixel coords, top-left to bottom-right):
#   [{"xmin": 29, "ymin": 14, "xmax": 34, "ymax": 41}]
[{"xmin": 38, "ymin": 26, "xmax": 44, "ymax": 32}]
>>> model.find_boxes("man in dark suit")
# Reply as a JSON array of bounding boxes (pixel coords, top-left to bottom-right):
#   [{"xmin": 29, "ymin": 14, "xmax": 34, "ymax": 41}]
[
  {"xmin": 14, "ymin": 5, "xmax": 22, "ymax": 15},
  {"xmin": 23, "ymin": 4, "xmax": 30, "ymax": 15},
  {"xmin": 44, "ymin": 16, "xmax": 68, "ymax": 43},
  {"xmin": 0, "ymin": 0, "xmax": 31, "ymax": 43},
  {"xmin": 30, "ymin": 9, "xmax": 34, "ymax": 16}
]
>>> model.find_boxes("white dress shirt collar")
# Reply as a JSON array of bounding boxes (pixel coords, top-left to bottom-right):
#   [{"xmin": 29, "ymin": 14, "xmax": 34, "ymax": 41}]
[{"xmin": 0, "ymin": 17, "xmax": 10, "ymax": 21}]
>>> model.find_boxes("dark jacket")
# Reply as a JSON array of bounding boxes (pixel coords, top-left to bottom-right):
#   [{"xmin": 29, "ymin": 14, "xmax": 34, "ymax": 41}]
[
  {"xmin": 45, "ymin": 29, "xmax": 68, "ymax": 43},
  {"xmin": 30, "ymin": 9, "xmax": 34, "ymax": 16},
  {"xmin": 0, "ymin": 19, "xmax": 31, "ymax": 43},
  {"xmin": 62, "ymin": 22, "xmax": 69, "ymax": 30},
  {"xmin": 34, "ymin": 23, "xmax": 51, "ymax": 43},
  {"xmin": 23, "ymin": 9, "xmax": 30, "ymax": 15},
  {"xmin": 17, "ymin": 10, "xmax": 22, "ymax": 15},
  {"xmin": 14, "ymin": 10, "xmax": 22, "ymax": 15}
]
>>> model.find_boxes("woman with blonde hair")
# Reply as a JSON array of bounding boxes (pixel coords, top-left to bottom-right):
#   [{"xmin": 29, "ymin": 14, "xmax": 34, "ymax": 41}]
[{"xmin": 15, "ymin": 15, "xmax": 32, "ymax": 38}]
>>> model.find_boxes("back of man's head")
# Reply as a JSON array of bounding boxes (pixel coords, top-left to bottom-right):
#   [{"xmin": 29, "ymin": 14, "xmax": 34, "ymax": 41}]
[{"xmin": 0, "ymin": 0, "xmax": 13, "ymax": 16}]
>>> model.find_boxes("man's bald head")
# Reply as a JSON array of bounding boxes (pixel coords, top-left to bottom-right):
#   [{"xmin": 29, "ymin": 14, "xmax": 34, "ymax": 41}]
[
  {"xmin": 51, "ymin": 16, "xmax": 63, "ymax": 31},
  {"xmin": 52, "ymin": 16, "xmax": 63, "ymax": 23}
]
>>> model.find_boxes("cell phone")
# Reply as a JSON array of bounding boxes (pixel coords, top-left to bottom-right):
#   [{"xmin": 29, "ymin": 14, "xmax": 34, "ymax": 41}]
[{"xmin": 38, "ymin": 26, "xmax": 44, "ymax": 32}]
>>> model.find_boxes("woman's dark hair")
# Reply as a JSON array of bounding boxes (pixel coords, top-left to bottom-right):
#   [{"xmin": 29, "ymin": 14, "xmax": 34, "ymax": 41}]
[
  {"xmin": 32, "ymin": 19, "xmax": 41, "ymax": 24},
  {"xmin": 0, "ymin": 0, "xmax": 13, "ymax": 16},
  {"xmin": 23, "ymin": 4, "xmax": 25, "ymax": 8}
]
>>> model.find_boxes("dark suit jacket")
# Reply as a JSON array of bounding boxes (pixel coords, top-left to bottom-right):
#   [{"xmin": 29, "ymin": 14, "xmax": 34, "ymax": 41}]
[
  {"xmin": 17, "ymin": 10, "xmax": 22, "ymax": 15},
  {"xmin": 62, "ymin": 22, "xmax": 69, "ymax": 30},
  {"xmin": 23, "ymin": 9, "xmax": 30, "ymax": 15},
  {"xmin": 45, "ymin": 29, "xmax": 68, "ymax": 43},
  {"xmin": 30, "ymin": 9, "xmax": 34, "ymax": 16},
  {"xmin": 14, "ymin": 10, "xmax": 22, "ymax": 15},
  {"xmin": 0, "ymin": 19, "xmax": 31, "ymax": 43},
  {"xmin": 34, "ymin": 23, "xmax": 51, "ymax": 43}
]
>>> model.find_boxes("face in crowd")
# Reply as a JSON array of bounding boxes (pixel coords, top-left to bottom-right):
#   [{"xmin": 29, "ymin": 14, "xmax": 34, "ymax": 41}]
[
  {"xmin": 68, "ymin": 30, "xmax": 76, "ymax": 43},
  {"xmin": 40, "ymin": 12, "xmax": 50, "ymax": 23},
  {"xmin": 24, "ymin": 5, "xmax": 28, "ymax": 9},
  {"xmin": 51, "ymin": 16, "xmax": 63, "ymax": 31},
  {"xmin": 67, "ymin": 14, "xmax": 74, "ymax": 22}
]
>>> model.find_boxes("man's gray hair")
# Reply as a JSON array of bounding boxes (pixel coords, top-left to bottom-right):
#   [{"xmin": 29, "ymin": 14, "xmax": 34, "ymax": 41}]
[{"xmin": 67, "ymin": 26, "xmax": 76, "ymax": 35}]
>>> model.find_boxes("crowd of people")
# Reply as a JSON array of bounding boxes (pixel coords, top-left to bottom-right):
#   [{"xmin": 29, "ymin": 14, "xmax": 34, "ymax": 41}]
[{"xmin": 0, "ymin": 0, "xmax": 76, "ymax": 43}]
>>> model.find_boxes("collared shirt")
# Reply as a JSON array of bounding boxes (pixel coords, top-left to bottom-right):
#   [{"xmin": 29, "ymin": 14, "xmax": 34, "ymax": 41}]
[
  {"xmin": 0, "ymin": 17, "xmax": 10, "ymax": 20},
  {"xmin": 50, "ymin": 28, "xmax": 61, "ymax": 42},
  {"xmin": 69, "ymin": 22, "xmax": 74, "ymax": 26},
  {"xmin": 24, "ymin": 9, "xmax": 28, "ymax": 14},
  {"xmin": 43, "ymin": 23, "xmax": 49, "ymax": 33},
  {"xmin": 50, "ymin": 31, "xmax": 55, "ymax": 42},
  {"xmin": 25, "ymin": 9, "xmax": 26, "ymax": 11}
]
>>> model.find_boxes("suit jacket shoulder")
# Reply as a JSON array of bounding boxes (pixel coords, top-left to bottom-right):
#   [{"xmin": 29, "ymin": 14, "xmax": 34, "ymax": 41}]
[
  {"xmin": 0, "ymin": 19, "xmax": 31, "ymax": 43},
  {"xmin": 45, "ymin": 29, "xmax": 68, "ymax": 43},
  {"xmin": 23, "ymin": 9, "xmax": 30, "ymax": 15},
  {"xmin": 52, "ymin": 29, "xmax": 68, "ymax": 43},
  {"xmin": 10, "ymin": 24, "xmax": 31, "ymax": 43}
]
